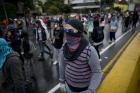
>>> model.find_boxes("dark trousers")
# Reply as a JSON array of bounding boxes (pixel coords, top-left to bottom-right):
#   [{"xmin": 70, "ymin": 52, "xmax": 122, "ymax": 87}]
[
  {"xmin": 24, "ymin": 58, "xmax": 37, "ymax": 93},
  {"xmin": 94, "ymin": 45, "xmax": 100, "ymax": 59},
  {"xmin": 101, "ymin": 26, "xmax": 104, "ymax": 32},
  {"xmin": 110, "ymin": 32, "xmax": 116, "ymax": 41},
  {"xmin": 39, "ymin": 41, "xmax": 52, "ymax": 59}
]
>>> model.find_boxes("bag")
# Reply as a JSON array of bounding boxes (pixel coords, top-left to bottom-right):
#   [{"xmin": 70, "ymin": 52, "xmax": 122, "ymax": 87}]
[
  {"xmin": 92, "ymin": 27, "xmax": 104, "ymax": 43},
  {"xmin": 0, "ymin": 53, "xmax": 23, "ymax": 92},
  {"xmin": 2, "ymin": 53, "xmax": 36, "ymax": 93}
]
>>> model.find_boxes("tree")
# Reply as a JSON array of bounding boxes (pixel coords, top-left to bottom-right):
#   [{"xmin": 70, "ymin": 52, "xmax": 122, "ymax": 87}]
[
  {"xmin": 24, "ymin": 0, "xmax": 34, "ymax": 9},
  {"xmin": 4, "ymin": 0, "xmax": 34, "ymax": 10},
  {"xmin": 4, "ymin": 0, "xmax": 21, "ymax": 5},
  {"xmin": 0, "ymin": 3, "xmax": 17, "ymax": 20},
  {"xmin": 61, "ymin": 4, "xmax": 72, "ymax": 14},
  {"xmin": 44, "ymin": 0, "xmax": 72, "ymax": 15},
  {"xmin": 48, "ymin": 5, "xmax": 60, "ymax": 15}
]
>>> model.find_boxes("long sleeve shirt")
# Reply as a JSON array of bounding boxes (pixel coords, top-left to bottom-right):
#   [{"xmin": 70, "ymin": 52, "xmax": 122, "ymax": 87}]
[{"xmin": 59, "ymin": 44, "xmax": 102, "ymax": 92}]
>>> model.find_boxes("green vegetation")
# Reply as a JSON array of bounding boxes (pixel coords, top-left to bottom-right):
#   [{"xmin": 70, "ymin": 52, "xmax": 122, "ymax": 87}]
[
  {"xmin": 44, "ymin": 0, "xmax": 72, "ymax": 15},
  {"xmin": 0, "ymin": 3, "xmax": 16, "ymax": 20},
  {"xmin": 24, "ymin": 0, "xmax": 34, "ymax": 9}
]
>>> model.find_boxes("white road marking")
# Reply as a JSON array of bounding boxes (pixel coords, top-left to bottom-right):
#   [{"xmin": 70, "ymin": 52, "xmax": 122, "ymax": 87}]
[
  {"xmin": 104, "ymin": 57, "xmax": 108, "ymax": 59},
  {"xmin": 47, "ymin": 28, "xmax": 132, "ymax": 93},
  {"xmin": 100, "ymin": 29, "xmax": 130, "ymax": 55},
  {"xmin": 47, "ymin": 83, "xmax": 60, "ymax": 93}
]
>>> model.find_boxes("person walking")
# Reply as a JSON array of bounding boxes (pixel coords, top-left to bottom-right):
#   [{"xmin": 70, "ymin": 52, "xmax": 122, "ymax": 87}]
[
  {"xmin": 132, "ymin": 11, "xmax": 139, "ymax": 30},
  {"xmin": 124, "ymin": 12, "xmax": 130, "ymax": 32},
  {"xmin": 52, "ymin": 24, "xmax": 64, "ymax": 64},
  {"xmin": 36, "ymin": 19, "xmax": 52, "ymax": 61},
  {"xmin": 109, "ymin": 17, "xmax": 118, "ymax": 43},
  {"xmin": 100, "ymin": 17, "xmax": 105, "ymax": 32},
  {"xmin": 59, "ymin": 19, "xmax": 102, "ymax": 93},
  {"xmin": 21, "ymin": 32, "xmax": 36, "ymax": 93},
  {"xmin": 92, "ymin": 17, "xmax": 104, "ymax": 60}
]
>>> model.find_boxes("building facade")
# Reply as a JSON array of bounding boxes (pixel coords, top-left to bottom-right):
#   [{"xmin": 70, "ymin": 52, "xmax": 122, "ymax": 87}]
[{"xmin": 65, "ymin": 0, "xmax": 100, "ymax": 9}]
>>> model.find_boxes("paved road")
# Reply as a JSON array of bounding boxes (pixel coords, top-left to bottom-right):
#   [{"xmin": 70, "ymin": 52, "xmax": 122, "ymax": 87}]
[{"xmin": 27, "ymin": 19, "xmax": 139, "ymax": 93}]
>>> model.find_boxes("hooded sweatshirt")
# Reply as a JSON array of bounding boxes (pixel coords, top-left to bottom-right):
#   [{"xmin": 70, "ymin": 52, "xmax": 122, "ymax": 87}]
[
  {"xmin": 0, "ymin": 38, "xmax": 25, "ymax": 93},
  {"xmin": 0, "ymin": 38, "xmax": 12, "ymax": 69}
]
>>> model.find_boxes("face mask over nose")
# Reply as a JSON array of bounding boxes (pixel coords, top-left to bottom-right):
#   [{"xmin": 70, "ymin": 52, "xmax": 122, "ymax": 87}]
[{"xmin": 66, "ymin": 35, "xmax": 80, "ymax": 50}]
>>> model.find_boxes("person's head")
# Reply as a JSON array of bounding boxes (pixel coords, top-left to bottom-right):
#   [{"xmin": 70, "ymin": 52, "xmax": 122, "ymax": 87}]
[
  {"xmin": 36, "ymin": 19, "xmax": 47, "ymax": 30},
  {"xmin": 0, "ymin": 38, "xmax": 12, "ymax": 69},
  {"xmin": 36, "ymin": 20, "xmax": 42, "ymax": 28},
  {"xmin": 63, "ymin": 19, "xmax": 84, "ymax": 50}
]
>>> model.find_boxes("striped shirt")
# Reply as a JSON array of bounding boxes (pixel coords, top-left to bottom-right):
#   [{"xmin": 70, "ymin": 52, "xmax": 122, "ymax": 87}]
[{"xmin": 64, "ymin": 46, "xmax": 91, "ymax": 88}]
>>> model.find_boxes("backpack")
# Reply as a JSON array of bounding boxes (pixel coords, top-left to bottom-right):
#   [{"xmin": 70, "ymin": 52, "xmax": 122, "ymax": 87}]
[
  {"xmin": 1, "ymin": 53, "xmax": 36, "ymax": 93},
  {"xmin": 92, "ymin": 27, "xmax": 104, "ymax": 43},
  {"xmin": 0, "ymin": 53, "xmax": 24, "ymax": 92}
]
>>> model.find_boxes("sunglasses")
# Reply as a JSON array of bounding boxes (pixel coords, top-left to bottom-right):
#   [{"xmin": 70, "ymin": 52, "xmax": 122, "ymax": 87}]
[{"xmin": 64, "ymin": 28, "xmax": 78, "ymax": 33}]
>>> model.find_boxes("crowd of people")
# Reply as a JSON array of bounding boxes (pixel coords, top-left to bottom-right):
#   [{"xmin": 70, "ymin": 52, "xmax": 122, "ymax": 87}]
[{"xmin": 0, "ymin": 10, "xmax": 139, "ymax": 93}]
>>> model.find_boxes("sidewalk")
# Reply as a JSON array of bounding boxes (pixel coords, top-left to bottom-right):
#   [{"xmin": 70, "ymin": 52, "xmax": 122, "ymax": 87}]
[{"xmin": 97, "ymin": 30, "xmax": 140, "ymax": 93}]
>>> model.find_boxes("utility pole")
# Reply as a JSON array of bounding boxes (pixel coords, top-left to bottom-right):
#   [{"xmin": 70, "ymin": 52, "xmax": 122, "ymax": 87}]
[
  {"xmin": 100, "ymin": 0, "xmax": 102, "ymax": 14},
  {"xmin": 1, "ymin": 0, "xmax": 8, "ymax": 21}
]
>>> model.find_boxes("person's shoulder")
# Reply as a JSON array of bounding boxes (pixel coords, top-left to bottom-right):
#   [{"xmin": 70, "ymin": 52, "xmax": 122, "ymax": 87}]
[
  {"xmin": 6, "ymin": 52, "xmax": 21, "ymax": 65},
  {"xmin": 88, "ymin": 44, "xmax": 97, "ymax": 53}
]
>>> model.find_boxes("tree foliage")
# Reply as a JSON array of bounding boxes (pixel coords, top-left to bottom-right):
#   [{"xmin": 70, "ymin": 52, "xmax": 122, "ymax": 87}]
[
  {"xmin": 5, "ymin": 0, "xmax": 34, "ymax": 9},
  {"xmin": 23, "ymin": 0, "xmax": 34, "ymax": 9},
  {"xmin": 44, "ymin": 0, "xmax": 72, "ymax": 15},
  {"xmin": 0, "ymin": 3, "xmax": 17, "ymax": 20}
]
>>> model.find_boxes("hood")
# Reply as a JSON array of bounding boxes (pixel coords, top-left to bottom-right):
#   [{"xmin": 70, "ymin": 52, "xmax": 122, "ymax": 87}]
[{"xmin": 0, "ymin": 38, "xmax": 12, "ymax": 69}]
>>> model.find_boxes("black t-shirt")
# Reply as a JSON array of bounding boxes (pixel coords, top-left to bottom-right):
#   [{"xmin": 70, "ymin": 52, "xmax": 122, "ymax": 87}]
[
  {"xmin": 47, "ymin": 20, "xmax": 51, "ymax": 28},
  {"xmin": 53, "ymin": 29, "xmax": 64, "ymax": 49}
]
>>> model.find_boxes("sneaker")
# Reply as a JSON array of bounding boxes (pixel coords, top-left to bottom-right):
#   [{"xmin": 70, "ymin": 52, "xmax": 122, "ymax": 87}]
[
  {"xmin": 53, "ymin": 61, "xmax": 58, "ymax": 65},
  {"xmin": 113, "ymin": 39, "xmax": 116, "ymax": 43},
  {"xmin": 109, "ymin": 41, "xmax": 112, "ymax": 44},
  {"xmin": 99, "ymin": 59, "xmax": 102, "ymax": 62}
]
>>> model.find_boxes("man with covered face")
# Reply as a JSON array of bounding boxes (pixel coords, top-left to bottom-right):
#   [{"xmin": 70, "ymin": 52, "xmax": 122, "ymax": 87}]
[{"xmin": 59, "ymin": 19, "xmax": 102, "ymax": 93}]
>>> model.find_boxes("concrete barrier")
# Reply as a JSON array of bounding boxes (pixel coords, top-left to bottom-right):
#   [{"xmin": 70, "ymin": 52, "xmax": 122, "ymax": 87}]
[{"xmin": 97, "ymin": 31, "xmax": 140, "ymax": 93}]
